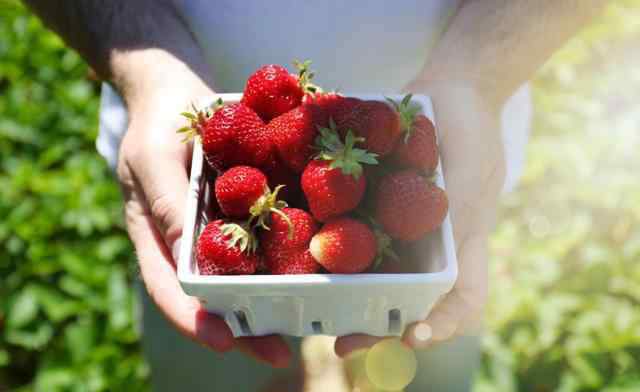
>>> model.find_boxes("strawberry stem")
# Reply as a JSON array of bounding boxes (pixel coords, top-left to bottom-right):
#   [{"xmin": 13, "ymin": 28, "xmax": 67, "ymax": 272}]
[
  {"xmin": 220, "ymin": 222, "xmax": 258, "ymax": 254},
  {"xmin": 293, "ymin": 59, "xmax": 321, "ymax": 94},
  {"xmin": 314, "ymin": 122, "xmax": 378, "ymax": 179},
  {"xmin": 248, "ymin": 185, "xmax": 293, "ymax": 236},
  {"xmin": 372, "ymin": 227, "xmax": 398, "ymax": 270},
  {"xmin": 177, "ymin": 98, "xmax": 225, "ymax": 142},
  {"xmin": 386, "ymin": 94, "xmax": 421, "ymax": 144}
]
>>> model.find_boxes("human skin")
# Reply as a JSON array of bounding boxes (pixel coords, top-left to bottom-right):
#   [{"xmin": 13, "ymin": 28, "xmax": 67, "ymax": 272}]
[{"xmin": 25, "ymin": 0, "xmax": 610, "ymax": 368}]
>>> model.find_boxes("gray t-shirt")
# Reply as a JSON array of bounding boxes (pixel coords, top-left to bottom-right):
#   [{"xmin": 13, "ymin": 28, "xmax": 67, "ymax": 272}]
[{"xmin": 97, "ymin": 0, "xmax": 531, "ymax": 190}]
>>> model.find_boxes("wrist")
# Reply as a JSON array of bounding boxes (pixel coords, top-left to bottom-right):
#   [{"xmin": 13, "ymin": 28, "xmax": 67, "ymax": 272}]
[
  {"xmin": 406, "ymin": 78, "xmax": 502, "ymax": 125},
  {"xmin": 110, "ymin": 49, "xmax": 215, "ymax": 124}
]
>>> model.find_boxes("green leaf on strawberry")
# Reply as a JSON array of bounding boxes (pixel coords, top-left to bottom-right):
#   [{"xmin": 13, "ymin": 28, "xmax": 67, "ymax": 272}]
[
  {"xmin": 220, "ymin": 222, "xmax": 258, "ymax": 254},
  {"xmin": 314, "ymin": 120, "xmax": 378, "ymax": 179},
  {"xmin": 386, "ymin": 93, "xmax": 421, "ymax": 143}
]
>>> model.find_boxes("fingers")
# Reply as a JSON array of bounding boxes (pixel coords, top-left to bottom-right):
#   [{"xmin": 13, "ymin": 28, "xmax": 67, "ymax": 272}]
[
  {"xmin": 236, "ymin": 335, "xmax": 292, "ymax": 368},
  {"xmin": 119, "ymin": 124, "xmax": 192, "ymax": 256},
  {"xmin": 128, "ymin": 205, "xmax": 235, "ymax": 352},
  {"xmin": 402, "ymin": 293, "xmax": 466, "ymax": 349},
  {"xmin": 334, "ymin": 334, "xmax": 384, "ymax": 358},
  {"xmin": 403, "ymin": 233, "xmax": 488, "ymax": 349},
  {"xmin": 135, "ymin": 146, "xmax": 190, "ymax": 251}
]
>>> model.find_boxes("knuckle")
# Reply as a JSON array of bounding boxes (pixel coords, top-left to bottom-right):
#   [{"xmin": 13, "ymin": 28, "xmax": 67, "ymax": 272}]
[{"xmin": 149, "ymin": 193, "xmax": 182, "ymax": 241}]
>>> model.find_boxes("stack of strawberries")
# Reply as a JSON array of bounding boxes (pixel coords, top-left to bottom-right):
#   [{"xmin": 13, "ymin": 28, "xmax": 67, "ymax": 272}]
[{"xmin": 180, "ymin": 61, "xmax": 448, "ymax": 275}]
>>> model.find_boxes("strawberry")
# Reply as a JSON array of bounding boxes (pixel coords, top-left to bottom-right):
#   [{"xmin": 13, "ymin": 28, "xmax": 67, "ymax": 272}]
[
  {"xmin": 260, "ymin": 207, "xmax": 318, "ymax": 255},
  {"xmin": 309, "ymin": 92, "xmax": 362, "ymax": 125},
  {"xmin": 374, "ymin": 169, "xmax": 448, "ymax": 241},
  {"xmin": 259, "ymin": 208, "xmax": 320, "ymax": 274},
  {"xmin": 309, "ymin": 217, "xmax": 377, "ymax": 273},
  {"xmin": 336, "ymin": 99, "xmax": 401, "ymax": 156},
  {"xmin": 268, "ymin": 101, "xmax": 328, "ymax": 173},
  {"xmin": 214, "ymin": 166, "xmax": 268, "ymax": 218},
  {"xmin": 301, "ymin": 127, "xmax": 377, "ymax": 221},
  {"xmin": 260, "ymin": 154, "xmax": 302, "ymax": 205},
  {"xmin": 196, "ymin": 220, "xmax": 259, "ymax": 275},
  {"xmin": 179, "ymin": 100, "xmax": 271, "ymax": 171},
  {"xmin": 241, "ymin": 61, "xmax": 315, "ymax": 122},
  {"xmin": 266, "ymin": 249, "xmax": 319, "ymax": 274},
  {"xmin": 389, "ymin": 94, "xmax": 439, "ymax": 172}
]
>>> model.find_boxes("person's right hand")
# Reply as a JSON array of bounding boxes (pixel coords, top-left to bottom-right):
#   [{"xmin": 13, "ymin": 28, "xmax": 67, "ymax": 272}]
[{"xmin": 115, "ymin": 78, "xmax": 292, "ymax": 368}]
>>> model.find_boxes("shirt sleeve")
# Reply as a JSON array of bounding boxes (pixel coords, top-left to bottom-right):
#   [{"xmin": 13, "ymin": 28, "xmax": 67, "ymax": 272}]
[{"xmin": 96, "ymin": 82, "xmax": 128, "ymax": 171}]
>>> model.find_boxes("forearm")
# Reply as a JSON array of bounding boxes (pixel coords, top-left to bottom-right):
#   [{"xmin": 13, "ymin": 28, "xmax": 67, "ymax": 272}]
[
  {"xmin": 420, "ymin": 0, "xmax": 609, "ymax": 107},
  {"xmin": 24, "ymin": 0, "xmax": 214, "ymax": 116}
]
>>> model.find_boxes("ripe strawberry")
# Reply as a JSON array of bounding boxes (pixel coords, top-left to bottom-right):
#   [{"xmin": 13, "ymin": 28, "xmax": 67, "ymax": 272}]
[
  {"xmin": 260, "ymin": 208, "xmax": 318, "ymax": 254},
  {"xmin": 374, "ymin": 169, "xmax": 448, "ymax": 241},
  {"xmin": 260, "ymin": 154, "xmax": 302, "ymax": 205},
  {"xmin": 241, "ymin": 61, "xmax": 315, "ymax": 121},
  {"xmin": 268, "ymin": 102, "xmax": 328, "ymax": 172},
  {"xmin": 389, "ymin": 94, "xmax": 439, "ymax": 172},
  {"xmin": 179, "ymin": 100, "xmax": 271, "ymax": 171},
  {"xmin": 309, "ymin": 92, "xmax": 362, "ymax": 125},
  {"xmin": 266, "ymin": 249, "xmax": 320, "ymax": 274},
  {"xmin": 337, "ymin": 100, "xmax": 401, "ymax": 156},
  {"xmin": 301, "ymin": 128, "xmax": 377, "ymax": 221},
  {"xmin": 309, "ymin": 217, "xmax": 377, "ymax": 273},
  {"xmin": 215, "ymin": 166, "xmax": 268, "ymax": 218},
  {"xmin": 196, "ymin": 220, "xmax": 258, "ymax": 275},
  {"xmin": 260, "ymin": 208, "xmax": 320, "ymax": 274}
]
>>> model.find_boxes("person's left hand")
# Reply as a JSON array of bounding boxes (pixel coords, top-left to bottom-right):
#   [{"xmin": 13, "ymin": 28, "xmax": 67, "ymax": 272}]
[{"xmin": 334, "ymin": 80, "xmax": 505, "ymax": 356}]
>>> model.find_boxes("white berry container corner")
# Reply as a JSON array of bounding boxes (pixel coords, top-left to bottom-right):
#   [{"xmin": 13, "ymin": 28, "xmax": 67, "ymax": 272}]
[{"xmin": 178, "ymin": 94, "xmax": 457, "ymax": 337}]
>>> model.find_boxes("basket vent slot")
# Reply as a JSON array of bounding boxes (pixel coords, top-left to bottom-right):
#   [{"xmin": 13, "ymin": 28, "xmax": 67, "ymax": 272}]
[
  {"xmin": 234, "ymin": 310, "xmax": 252, "ymax": 335},
  {"xmin": 388, "ymin": 309, "xmax": 402, "ymax": 334},
  {"xmin": 311, "ymin": 321, "xmax": 324, "ymax": 334}
]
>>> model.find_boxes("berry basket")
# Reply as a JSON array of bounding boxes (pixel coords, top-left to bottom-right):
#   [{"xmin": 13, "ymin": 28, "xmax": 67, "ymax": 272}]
[{"xmin": 177, "ymin": 94, "xmax": 457, "ymax": 337}]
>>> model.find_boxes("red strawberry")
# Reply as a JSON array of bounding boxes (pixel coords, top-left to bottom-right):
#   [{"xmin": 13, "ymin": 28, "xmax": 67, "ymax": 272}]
[
  {"xmin": 215, "ymin": 166, "xmax": 268, "ymax": 218},
  {"xmin": 266, "ymin": 249, "xmax": 320, "ymax": 274},
  {"xmin": 374, "ymin": 169, "xmax": 448, "ymax": 241},
  {"xmin": 268, "ymin": 102, "xmax": 328, "ymax": 173},
  {"xmin": 260, "ymin": 154, "xmax": 302, "ymax": 205},
  {"xmin": 241, "ymin": 61, "xmax": 314, "ymax": 121},
  {"xmin": 259, "ymin": 208, "xmax": 320, "ymax": 274},
  {"xmin": 301, "ymin": 128, "xmax": 377, "ymax": 221},
  {"xmin": 337, "ymin": 100, "xmax": 401, "ymax": 156},
  {"xmin": 179, "ymin": 101, "xmax": 271, "ymax": 170},
  {"xmin": 260, "ymin": 208, "xmax": 318, "ymax": 254},
  {"xmin": 309, "ymin": 217, "xmax": 377, "ymax": 273},
  {"xmin": 310, "ymin": 92, "xmax": 362, "ymax": 125},
  {"xmin": 389, "ymin": 94, "xmax": 439, "ymax": 172},
  {"xmin": 196, "ymin": 220, "xmax": 258, "ymax": 275}
]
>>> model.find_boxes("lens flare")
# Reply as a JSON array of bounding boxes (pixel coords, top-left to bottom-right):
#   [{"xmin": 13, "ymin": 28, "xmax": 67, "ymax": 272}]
[{"xmin": 365, "ymin": 338, "xmax": 417, "ymax": 391}]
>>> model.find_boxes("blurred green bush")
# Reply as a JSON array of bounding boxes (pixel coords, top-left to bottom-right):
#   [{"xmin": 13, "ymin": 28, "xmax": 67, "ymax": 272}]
[
  {"xmin": 478, "ymin": 2, "xmax": 640, "ymax": 391},
  {"xmin": 0, "ymin": 2, "xmax": 147, "ymax": 391},
  {"xmin": 2, "ymin": 1, "xmax": 640, "ymax": 391}
]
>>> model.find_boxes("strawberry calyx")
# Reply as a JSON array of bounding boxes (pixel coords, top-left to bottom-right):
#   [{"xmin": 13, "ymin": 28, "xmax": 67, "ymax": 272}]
[
  {"xmin": 293, "ymin": 59, "xmax": 321, "ymax": 95},
  {"xmin": 177, "ymin": 97, "xmax": 224, "ymax": 142},
  {"xmin": 373, "ymin": 227, "xmax": 399, "ymax": 270},
  {"xmin": 354, "ymin": 215, "xmax": 398, "ymax": 270},
  {"xmin": 386, "ymin": 94, "xmax": 421, "ymax": 144},
  {"xmin": 248, "ymin": 185, "xmax": 294, "ymax": 238},
  {"xmin": 220, "ymin": 222, "xmax": 258, "ymax": 254},
  {"xmin": 314, "ymin": 119, "xmax": 378, "ymax": 179}
]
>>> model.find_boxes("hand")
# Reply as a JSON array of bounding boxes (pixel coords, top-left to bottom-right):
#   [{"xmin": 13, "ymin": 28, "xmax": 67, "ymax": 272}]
[
  {"xmin": 335, "ymin": 82, "xmax": 505, "ymax": 355},
  {"xmin": 116, "ymin": 84, "xmax": 291, "ymax": 368}
]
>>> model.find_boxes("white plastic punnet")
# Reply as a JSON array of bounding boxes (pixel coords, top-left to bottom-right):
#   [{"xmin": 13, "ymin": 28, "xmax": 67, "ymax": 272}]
[{"xmin": 178, "ymin": 94, "xmax": 457, "ymax": 337}]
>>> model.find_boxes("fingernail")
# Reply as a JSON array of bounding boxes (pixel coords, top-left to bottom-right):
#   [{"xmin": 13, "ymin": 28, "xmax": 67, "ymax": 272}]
[
  {"xmin": 172, "ymin": 238, "xmax": 182, "ymax": 262},
  {"xmin": 413, "ymin": 322, "xmax": 432, "ymax": 342}
]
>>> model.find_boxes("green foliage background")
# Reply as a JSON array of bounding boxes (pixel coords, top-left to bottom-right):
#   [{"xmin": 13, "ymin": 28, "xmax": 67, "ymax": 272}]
[
  {"xmin": 0, "ymin": 1, "xmax": 146, "ymax": 391},
  {"xmin": 1, "ymin": 1, "xmax": 639, "ymax": 391}
]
